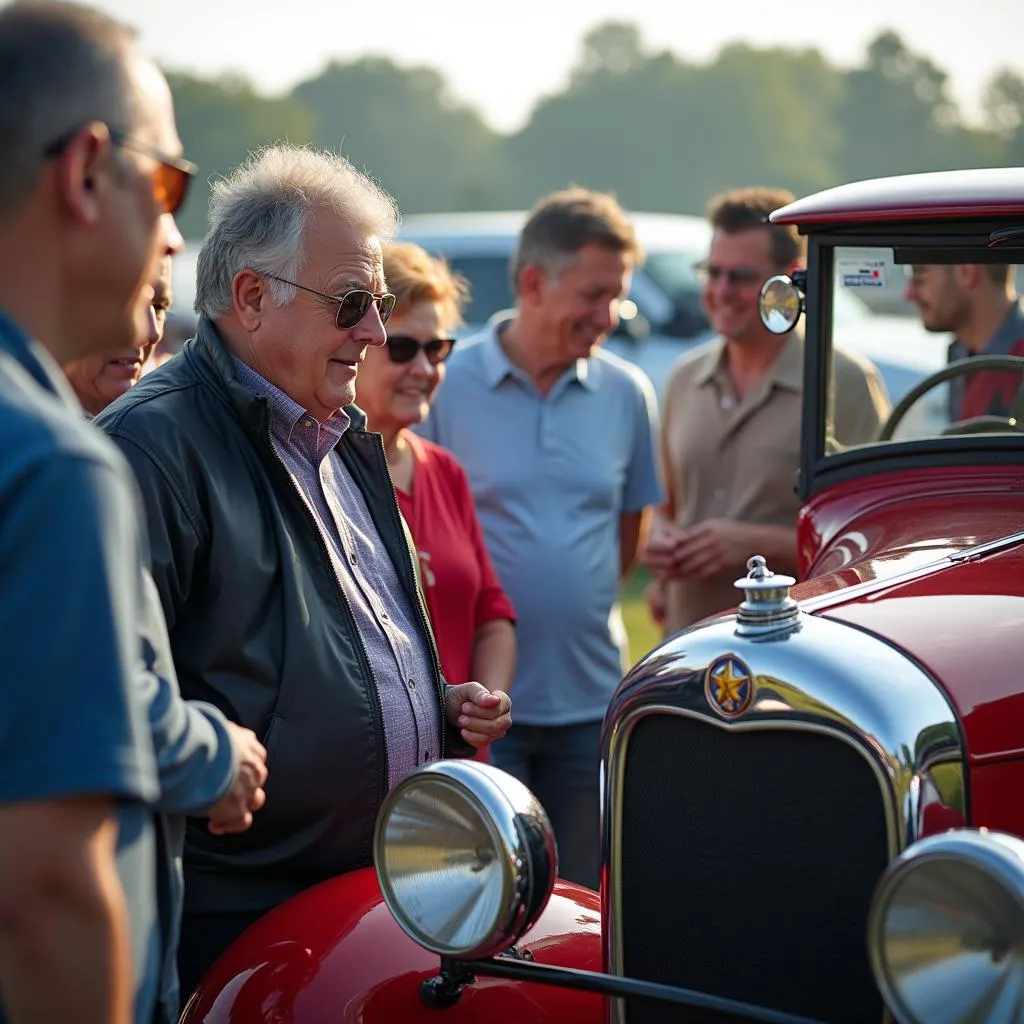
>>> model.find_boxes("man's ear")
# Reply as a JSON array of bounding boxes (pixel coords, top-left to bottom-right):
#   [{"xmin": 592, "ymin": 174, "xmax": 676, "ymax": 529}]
[
  {"xmin": 56, "ymin": 122, "xmax": 112, "ymax": 226},
  {"xmin": 516, "ymin": 263, "xmax": 546, "ymax": 307},
  {"xmin": 233, "ymin": 269, "xmax": 268, "ymax": 330},
  {"xmin": 952, "ymin": 264, "xmax": 981, "ymax": 291}
]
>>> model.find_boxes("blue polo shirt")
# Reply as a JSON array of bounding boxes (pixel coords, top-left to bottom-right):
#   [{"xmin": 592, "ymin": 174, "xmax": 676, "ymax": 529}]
[
  {"xmin": 417, "ymin": 326, "xmax": 662, "ymax": 725},
  {"xmin": 0, "ymin": 311, "xmax": 160, "ymax": 1024}
]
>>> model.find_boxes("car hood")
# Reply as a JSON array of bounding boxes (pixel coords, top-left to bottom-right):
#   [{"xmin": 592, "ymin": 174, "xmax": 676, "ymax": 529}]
[
  {"xmin": 792, "ymin": 470, "xmax": 1024, "ymax": 762},
  {"xmin": 807, "ymin": 542, "xmax": 1024, "ymax": 764}
]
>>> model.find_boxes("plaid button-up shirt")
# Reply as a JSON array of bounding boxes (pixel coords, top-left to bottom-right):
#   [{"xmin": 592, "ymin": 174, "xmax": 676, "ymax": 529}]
[{"xmin": 234, "ymin": 359, "xmax": 441, "ymax": 790}]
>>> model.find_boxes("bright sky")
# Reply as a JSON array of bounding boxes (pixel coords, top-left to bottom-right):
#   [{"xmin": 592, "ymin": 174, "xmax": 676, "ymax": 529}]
[{"xmin": 90, "ymin": 0, "xmax": 1023, "ymax": 132}]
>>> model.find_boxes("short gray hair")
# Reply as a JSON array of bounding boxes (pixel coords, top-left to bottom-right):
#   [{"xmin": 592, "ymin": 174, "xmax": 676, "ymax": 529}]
[
  {"xmin": 194, "ymin": 145, "xmax": 399, "ymax": 319},
  {"xmin": 0, "ymin": 1, "xmax": 141, "ymax": 218},
  {"xmin": 512, "ymin": 187, "xmax": 643, "ymax": 293}
]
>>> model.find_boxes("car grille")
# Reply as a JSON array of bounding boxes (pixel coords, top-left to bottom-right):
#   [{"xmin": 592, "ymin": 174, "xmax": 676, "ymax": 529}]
[{"xmin": 616, "ymin": 712, "xmax": 889, "ymax": 1023}]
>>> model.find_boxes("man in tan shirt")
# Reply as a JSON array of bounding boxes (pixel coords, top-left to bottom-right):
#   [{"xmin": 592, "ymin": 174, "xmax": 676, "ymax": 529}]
[{"xmin": 643, "ymin": 187, "xmax": 889, "ymax": 634}]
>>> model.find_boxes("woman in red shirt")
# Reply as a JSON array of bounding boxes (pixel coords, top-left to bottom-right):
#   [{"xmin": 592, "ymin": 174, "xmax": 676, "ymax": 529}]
[{"xmin": 356, "ymin": 242, "xmax": 516, "ymax": 755}]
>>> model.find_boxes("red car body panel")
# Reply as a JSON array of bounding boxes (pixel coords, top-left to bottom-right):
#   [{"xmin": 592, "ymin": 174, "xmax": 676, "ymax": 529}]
[
  {"xmin": 180, "ymin": 869, "xmax": 603, "ymax": 1024},
  {"xmin": 793, "ymin": 466, "xmax": 1024, "ymax": 765},
  {"xmin": 795, "ymin": 464, "xmax": 1024, "ymax": 590}
]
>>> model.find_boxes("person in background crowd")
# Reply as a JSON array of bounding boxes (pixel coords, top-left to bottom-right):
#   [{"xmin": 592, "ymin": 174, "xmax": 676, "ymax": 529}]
[
  {"xmin": 0, "ymin": 4, "xmax": 264, "ymax": 1024},
  {"xmin": 904, "ymin": 262, "xmax": 1024, "ymax": 422},
  {"xmin": 66, "ymin": 252, "xmax": 176, "ymax": 415},
  {"xmin": 356, "ymin": 241, "xmax": 517, "ymax": 759},
  {"xmin": 418, "ymin": 188, "xmax": 663, "ymax": 890},
  {"xmin": 643, "ymin": 186, "xmax": 890, "ymax": 637},
  {"xmin": 96, "ymin": 144, "xmax": 513, "ymax": 998}
]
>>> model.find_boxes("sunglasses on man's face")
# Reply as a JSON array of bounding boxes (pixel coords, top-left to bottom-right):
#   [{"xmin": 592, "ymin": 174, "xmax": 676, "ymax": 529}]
[
  {"xmin": 693, "ymin": 260, "xmax": 767, "ymax": 288},
  {"xmin": 263, "ymin": 275, "xmax": 397, "ymax": 329},
  {"xmin": 385, "ymin": 335, "xmax": 456, "ymax": 365},
  {"xmin": 43, "ymin": 125, "xmax": 197, "ymax": 216}
]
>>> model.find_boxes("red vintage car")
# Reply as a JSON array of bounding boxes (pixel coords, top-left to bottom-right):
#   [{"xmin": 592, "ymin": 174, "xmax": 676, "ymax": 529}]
[{"xmin": 182, "ymin": 168, "xmax": 1024, "ymax": 1024}]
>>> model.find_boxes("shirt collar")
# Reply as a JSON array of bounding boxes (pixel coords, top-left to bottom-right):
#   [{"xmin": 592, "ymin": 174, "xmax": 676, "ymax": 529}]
[
  {"xmin": 695, "ymin": 332, "xmax": 803, "ymax": 392},
  {"xmin": 231, "ymin": 356, "xmax": 350, "ymax": 461},
  {"xmin": 480, "ymin": 320, "xmax": 597, "ymax": 392}
]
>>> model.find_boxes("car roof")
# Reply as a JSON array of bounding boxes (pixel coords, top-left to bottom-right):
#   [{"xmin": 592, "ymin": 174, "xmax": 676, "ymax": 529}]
[
  {"xmin": 398, "ymin": 210, "xmax": 710, "ymax": 253},
  {"xmin": 771, "ymin": 167, "xmax": 1024, "ymax": 226}
]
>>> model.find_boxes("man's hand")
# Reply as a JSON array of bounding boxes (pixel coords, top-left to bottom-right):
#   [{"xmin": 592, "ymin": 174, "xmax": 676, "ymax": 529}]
[
  {"xmin": 444, "ymin": 682, "xmax": 512, "ymax": 749},
  {"xmin": 207, "ymin": 723, "xmax": 268, "ymax": 835},
  {"xmin": 643, "ymin": 517, "xmax": 748, "ymax": 581},
  {"xmin": 670, "ymin": 518, "xmax": 748, "ymax": 580},
  {"xmin": 640, "ymin": 515, "xmax": 686, "ymax": 575}
]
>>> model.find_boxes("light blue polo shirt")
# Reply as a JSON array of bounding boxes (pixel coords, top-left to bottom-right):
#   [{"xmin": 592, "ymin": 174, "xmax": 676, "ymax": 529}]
[{"xmin": 417, "ymin": 325, "xmax": 662, "ymax": 725}]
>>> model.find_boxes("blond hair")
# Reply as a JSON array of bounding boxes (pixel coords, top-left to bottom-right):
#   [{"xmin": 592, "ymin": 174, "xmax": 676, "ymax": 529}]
[{"xmin": 382, "ymin": 241, "xmax": 469, "ymax": 332}]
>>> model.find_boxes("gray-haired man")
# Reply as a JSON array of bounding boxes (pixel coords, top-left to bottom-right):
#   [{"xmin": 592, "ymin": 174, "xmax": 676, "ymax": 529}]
[{"xmin": 96, "ymin": 144, "xmax": 514, "ymax": 997}]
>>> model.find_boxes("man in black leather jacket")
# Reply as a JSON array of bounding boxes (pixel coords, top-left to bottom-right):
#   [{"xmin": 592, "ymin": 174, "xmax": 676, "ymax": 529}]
[{"xmin": 97, "ymin": 144, "xmax": 513, "ymax": 998}]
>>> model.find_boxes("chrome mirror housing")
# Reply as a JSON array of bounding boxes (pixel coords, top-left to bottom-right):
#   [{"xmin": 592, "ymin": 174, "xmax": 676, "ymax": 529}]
[
  {"xmin": 759, "ymin": 274, "xmax": 804, "ymax": 334},
  {"xmin": 373, "ymin": 760, "xmax": 557, "ymax": 960}
]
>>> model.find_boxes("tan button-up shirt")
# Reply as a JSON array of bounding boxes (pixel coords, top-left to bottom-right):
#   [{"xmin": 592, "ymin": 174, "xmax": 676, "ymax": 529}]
[{"xmin": 660, "ymin": 333, "xmax": 888, "ymax": 632}]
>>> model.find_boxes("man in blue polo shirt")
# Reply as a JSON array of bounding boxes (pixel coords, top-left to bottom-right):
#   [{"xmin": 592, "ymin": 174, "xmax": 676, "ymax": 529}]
[{"xmin": 419, "ymin": 188, "xmax": 662, "ymax": 888}]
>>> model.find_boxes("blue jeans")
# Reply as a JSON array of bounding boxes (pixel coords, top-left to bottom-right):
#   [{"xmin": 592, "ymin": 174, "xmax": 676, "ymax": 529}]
[{"xmin": 490, "ymin": 720, "xmax": 603, "ymax": 890}]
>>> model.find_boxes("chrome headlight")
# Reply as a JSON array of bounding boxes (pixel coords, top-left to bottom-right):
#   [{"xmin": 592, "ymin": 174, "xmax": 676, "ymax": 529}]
[
  {"xmin": 373, "ymin": 760, "xmax": 557, "ymax": 959},
  {"xmin": 869, "ymin": 829, "xmax": 1024, "ymax": 1024}
]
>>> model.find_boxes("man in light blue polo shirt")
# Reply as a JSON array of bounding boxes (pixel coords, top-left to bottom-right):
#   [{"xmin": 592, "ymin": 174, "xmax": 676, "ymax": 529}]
[{"xmin": 419, "ymin": 188, "xmax": 662, "ymax": 888}]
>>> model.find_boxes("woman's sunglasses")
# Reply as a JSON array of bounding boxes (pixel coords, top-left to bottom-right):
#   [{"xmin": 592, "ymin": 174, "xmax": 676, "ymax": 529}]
[
  {"xmin": 263, "ymin": 275, "xmax": 398, "ymax": 329},
  {"xmin": 386, "ymin": 335, "xmax": 456, "ymax": 365}
]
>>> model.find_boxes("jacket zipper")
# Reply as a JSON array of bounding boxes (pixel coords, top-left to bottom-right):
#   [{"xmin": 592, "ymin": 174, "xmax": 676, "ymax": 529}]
[
  {"xmin": 370, "ymin": 432, "xmax": 447, "ymax": 760},
  {"xmin": 258, "ymin": 406, "xmax": 391, "ymax": 806}
]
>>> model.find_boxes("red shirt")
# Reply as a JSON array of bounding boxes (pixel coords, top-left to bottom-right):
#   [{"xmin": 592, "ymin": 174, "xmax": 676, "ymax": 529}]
[
  {"xmin": 959, "ymin": 334, "xmax": 1024, "ymax": 421},
  {"xmin": 395, "ymin": 432, "xmax": 515, "ymax": 687}
]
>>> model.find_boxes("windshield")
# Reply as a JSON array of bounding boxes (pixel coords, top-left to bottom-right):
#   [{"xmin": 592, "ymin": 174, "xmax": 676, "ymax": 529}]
[{"xmin": 822, "ymin": 244, "xmax": 1020, "ymax": 450}]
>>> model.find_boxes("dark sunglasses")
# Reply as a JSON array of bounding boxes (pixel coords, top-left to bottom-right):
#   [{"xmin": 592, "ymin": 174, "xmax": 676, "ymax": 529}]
[
  {"xmin": 264, "ymin": 274, "xmax": 397, "ymax": 329},
  {"xmin": 43, "ymin": 125, "xmax": 197, "ymax": 216},
  {"xmin": 385, "ymin": 335, "xmax": 456, "ymax": 365},
  {"xmin": 693, "ymin": 260, "xmax": 766, "ymax": 288}
]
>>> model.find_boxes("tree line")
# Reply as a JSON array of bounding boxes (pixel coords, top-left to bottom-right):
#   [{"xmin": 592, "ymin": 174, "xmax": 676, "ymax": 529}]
[{"xmin": 167, "ymin": 22, "xmax": 1024, "ymax": 240}]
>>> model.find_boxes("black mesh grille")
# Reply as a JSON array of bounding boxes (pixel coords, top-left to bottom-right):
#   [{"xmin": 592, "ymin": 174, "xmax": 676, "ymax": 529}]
[{"xmin": 618, "ymin": 713, "xmax": 888, "ymax": 1023}]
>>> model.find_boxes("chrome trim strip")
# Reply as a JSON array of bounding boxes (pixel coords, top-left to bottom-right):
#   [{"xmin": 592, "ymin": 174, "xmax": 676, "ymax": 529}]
[
  {"xmin": 947, "ymin": 529, "xmax": 1024, "ymax": 562},
  {"xmin": 601, "ymin": 611, "xmax": 966, "ymax": 1024},
  {"xmin": 799, "ymin": 528, "xmax": 1024, "ymax": 612}
]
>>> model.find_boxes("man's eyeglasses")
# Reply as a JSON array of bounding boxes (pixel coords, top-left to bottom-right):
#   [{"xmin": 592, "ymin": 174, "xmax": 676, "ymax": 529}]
[
  {"xmin": 385, "ymin": 335, "xmax": 456, "ymax": 365},
  {"xmin": 42, "ymin": 125, "xmax": 197, "ymax": 216},
  {"xmin": 693, "ymin": 260, "xmax": 766, "ymax": 288},
  {"xmin": 263, "ymin": 274, "xmax": 397, "ymax": 329}
]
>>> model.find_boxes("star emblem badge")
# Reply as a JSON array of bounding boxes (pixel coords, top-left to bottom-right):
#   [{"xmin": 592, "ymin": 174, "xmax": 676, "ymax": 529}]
[{"xmin": 704, "ymin": 655, "xmax": 754, "ymax": 718}]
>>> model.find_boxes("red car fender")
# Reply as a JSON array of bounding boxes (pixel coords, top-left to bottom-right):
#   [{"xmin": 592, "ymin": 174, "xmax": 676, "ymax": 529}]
[{"xmin": 180, "ymin": 868, "xmax": 604, "ymax": 1023}]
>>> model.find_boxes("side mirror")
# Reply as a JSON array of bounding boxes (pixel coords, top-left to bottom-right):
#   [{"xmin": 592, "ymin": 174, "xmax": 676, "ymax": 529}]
[{"xmin": 759, "ymin": 273, "xmax": 805, "ymax": 335}]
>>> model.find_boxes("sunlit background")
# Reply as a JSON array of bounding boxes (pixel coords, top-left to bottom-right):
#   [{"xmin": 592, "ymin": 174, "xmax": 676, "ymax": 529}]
[{"xmin": 88, "ymin": 0, "xmax": 1024, "ymax": 660}]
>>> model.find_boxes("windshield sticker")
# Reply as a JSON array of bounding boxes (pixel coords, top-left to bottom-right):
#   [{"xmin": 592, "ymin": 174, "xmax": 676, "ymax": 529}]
[{"xmin": 838, "ymin": 258, "xmax": 887, "ymax": 288}]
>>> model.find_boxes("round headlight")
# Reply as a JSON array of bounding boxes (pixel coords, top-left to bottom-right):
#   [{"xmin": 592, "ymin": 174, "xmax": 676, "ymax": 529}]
[
  {"xmin": 759, "ymin": 274, "xmax": 803, "ymax": 334},
  {"xmin": 869, "ymin": 829, "xmax": 1024, "ymax": 1024},
  {"xmin": 373, "ymin": 760, "xmax": 557, "ymax": 960}
]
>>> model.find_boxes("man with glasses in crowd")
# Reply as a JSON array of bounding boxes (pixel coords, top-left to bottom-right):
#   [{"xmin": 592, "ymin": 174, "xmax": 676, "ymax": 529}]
[
  {"xmin": 96, "ymin": 144, "xmax": 514, "ymax": 997},
  {"xmin": 643, "ymin": 187, "xmax": 889, "ymax": 635},
  {"xmin": 0, "ymin": 4, "xmax": 266, "ymax": 1024}
]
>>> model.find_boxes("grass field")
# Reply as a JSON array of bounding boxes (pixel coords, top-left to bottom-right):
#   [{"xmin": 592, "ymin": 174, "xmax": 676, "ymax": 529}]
[{"xmin": 620, "ymin": 566, "xmax": 662, "ymax": 666}]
